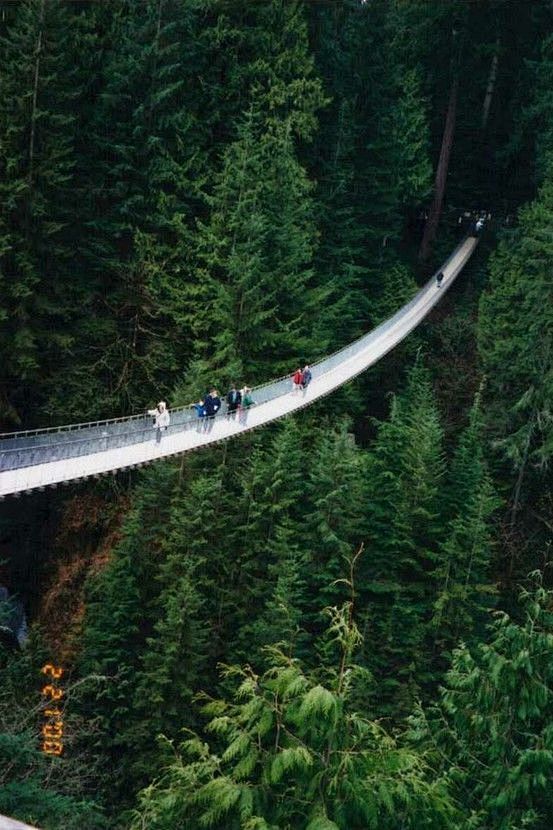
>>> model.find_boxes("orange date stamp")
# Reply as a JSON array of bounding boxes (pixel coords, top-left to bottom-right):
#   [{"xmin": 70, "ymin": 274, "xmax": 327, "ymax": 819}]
[{"xmin": 40, "ymin": 664, "xmax": 64, "ymax": 756}]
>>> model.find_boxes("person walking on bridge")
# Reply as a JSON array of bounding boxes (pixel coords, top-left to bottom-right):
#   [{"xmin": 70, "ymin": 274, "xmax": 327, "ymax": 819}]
[
  {"xmin": 190, "ymin": 399, "xmax": 207, "ymax": 431},
  {"xmin": 301, "ymin": 365, "xmax": 312, "ymax": 391},
  {"xmin": 147, "ymin": 401, "xmax": 170, "ymax": 442},
  {"xmin": 204, "ymin": 389, "xmax": 221, "ymax": 431},
  {"xmin": 292, "ymin": 367, "xmax": 303, "ymax": 394},
  {"xmin": 226, "ymin": 384, "xmax": 241, "ymax": 419},
  {"xmin": 239, "ymin": 386, "xmax": 255, "ymax": 425}
]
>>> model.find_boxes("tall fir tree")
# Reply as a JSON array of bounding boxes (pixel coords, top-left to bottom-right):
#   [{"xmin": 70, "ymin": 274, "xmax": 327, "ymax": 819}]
[
  {"xmin": 229, "ymin": 420, "xmax": 307, "ymax": 662},
  {"xmin": 0, "ymin": 0, "xmax": 96, "ymax": 424},
  {"xmin": 431, "ymin": 394, "xmax": 500, "ymax": 656},
  {"xmin": 115, "ymin": 473, "xmax": 217, "ymax": 795},
  {"xmin": 302, "ymin": 424, "xmax": 368, "ymax": 625},
  {"xmin": 62, "ymin": 0, "xmax": 207, "ymax": 418},
  {"xmin": 478, "ymin": 174, "xmax": 553, "ymax": 529},
  {"xmin": 77, "ymin": 463, "xmax": 178, "ymax": 803},
  {"xmin": 412, "ymin": 576, "xmax": 553, "ymax": 830},
  {"xmin": 358, "ymin": 360, "xmax": 446, "ymax": 714},
  {"xmin": 192, "ymin": 110, "xmax": 327, "ymax": 382}
]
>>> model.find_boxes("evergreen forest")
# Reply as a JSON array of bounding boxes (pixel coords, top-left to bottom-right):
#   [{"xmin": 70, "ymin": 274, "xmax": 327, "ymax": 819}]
[{"xmin": 1, "ymin": 1, "xmax": 553, "ymax": 828}]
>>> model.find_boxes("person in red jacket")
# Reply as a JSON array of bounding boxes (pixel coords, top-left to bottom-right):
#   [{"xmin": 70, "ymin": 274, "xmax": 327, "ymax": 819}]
[{"xmin": 292, "ymin": 367, "xmax": 303, "ymax": 394}]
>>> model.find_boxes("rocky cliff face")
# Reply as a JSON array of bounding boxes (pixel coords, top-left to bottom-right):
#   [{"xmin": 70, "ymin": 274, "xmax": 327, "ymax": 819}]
[{"xmin": 0, "ymin": 586, "xmax": 27, "ymax": 650}]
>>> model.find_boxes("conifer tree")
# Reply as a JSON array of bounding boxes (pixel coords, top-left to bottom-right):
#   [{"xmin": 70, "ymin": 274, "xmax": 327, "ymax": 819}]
[
  {"xmin": 236, "ymin": 423, "xmax": 368, "ymax": 665},
  {"xmin": 114, "ymin": 473, "xmax": 216, "ymax": 793},
  {"xmin": 478, "ymin": 174, "xmax": 553, "ymax": 523},
  {"xmin": 307, "ymin": 0, "xmax": 432, "ymax": 423},
  {"xmin": 180, "ymin": 0, "xmax": 333, "ymax": 384},
  {"xmin": 0, "ymin": 0, "xmax": 95, "ymax": 423},
  {"xmin": 192, "ymin": 106, "xmax": 327, "ymax": 382},
  {"xmin": 413, "ymin": 575, "xmax": 553, "ymax": 830},
  {"xmin": 130, "ymin": 601, "xmax": 455, "ymax": 830},
  {"xmin": 62, "ymin": 0, "xmax": 207, "ymax": 417},
  {"xmin": 307, "ymin": 1, "xmax": 371, "ymax": 349},
  {"xmin": 302, "ymin": 424, "xmax": 369, "ymax": 622},
  {"xmin": 359, "ymin": 361, "xmax": 446, "ymax": 713},
  {"xmin": 77, "ymin": 463, "xmax": 178, "ymax": 800},
  {"xmin": 0, "ymin": 635, "xmax": 106, "ymax": 829},
  {"xmin": 198, "ymin": 0, "xmax": 325, "ymax": 149},
  {"xmin": 311, "ymin": 0, "xmax": 432, "ymax": 253},
  {"xmin": 229, "ymin": 421, "xmax": 307, "ymax": 661},
  {"xmin": 528, "ymin": 33, "xmax": 553, "ymax": 182},
  {"xmin": 431, "ymin": 395, "xmax": 499, "ymax": 653},
  {"xmin": 246, "ymin": 521, "xmax": 310, "ymax": 660}
]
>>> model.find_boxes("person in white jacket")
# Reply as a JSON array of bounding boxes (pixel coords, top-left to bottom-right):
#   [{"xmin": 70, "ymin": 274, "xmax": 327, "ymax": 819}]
[{"xmin": 147, "ymin": 401, "xmax": 170, "ymax": 441}]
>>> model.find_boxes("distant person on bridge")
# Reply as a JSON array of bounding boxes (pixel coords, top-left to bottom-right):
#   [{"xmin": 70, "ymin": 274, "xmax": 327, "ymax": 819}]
[
  {"xmin": 147, "ymin": 401, "xmax": 170, "ymax": 442},
  {"xmin": 190, "ymin": 399, "xmax": 206, "ymax": 417},
  {"xmin": 204, "ymin": 389, "xmax": 221, "ymax": 431},
  {"xmin": 436, "ymin": 270, "xmax": 444, "ymax": 288},
  {"xmin": 239, "ymin": 386, "xmax": 255, "ymax": 424},
  {"xmin": 226, "ymin": 384, "xmax": 241, "ymax": 419},
  {"xmin": 189, "ymin": 399, "xmax": 207, "ymax": 430},
  {"xmin": 301, "ymin": 365, "xmax": 312, "ymax": 391},
  {"xmin": 292, "ymin": 368, "xmax": 303, "ymax": 394}
]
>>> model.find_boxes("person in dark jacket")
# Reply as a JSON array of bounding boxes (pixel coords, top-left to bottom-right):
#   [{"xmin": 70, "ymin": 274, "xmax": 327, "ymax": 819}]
[
  {"xmin": 436, "ymin": 271, "xmax": 444, "ymax": 288},
  {"xmin": 204, "ymin": 389, "xmax": 221, "ymax": 431},
  {"xmin": 226, "ymin": 384, "xmax": 241, "ymax": 419},
  {"xmin": 301, "ymin": 365, "xmax": 312, "ymax": 391}
]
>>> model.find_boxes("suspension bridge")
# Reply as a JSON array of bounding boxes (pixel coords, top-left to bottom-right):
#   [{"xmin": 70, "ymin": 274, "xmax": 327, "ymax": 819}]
[{"xmin": 0, "ymin": 235, "xmax": 478, "ymax": 499}]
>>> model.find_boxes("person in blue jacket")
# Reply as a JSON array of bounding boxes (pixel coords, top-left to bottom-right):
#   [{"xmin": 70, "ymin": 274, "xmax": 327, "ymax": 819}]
[{"xmin": 190, "ymin": 399, "xmax": 207, "ymax": 431}]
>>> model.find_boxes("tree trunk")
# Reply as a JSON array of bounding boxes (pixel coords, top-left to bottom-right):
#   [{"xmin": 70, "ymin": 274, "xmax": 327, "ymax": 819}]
[
  {"xmin": 510, "ymin": 420, "xmax": 533, "ymax": 528},
  {"xmin": 481, "ymin": 41, "xmax": 499, "ymax": 129},
  {"xmin": 419, "ymin": 75, "xmax": 458, "ymax": 261},
  {"xmin": 28, "ymin": 0, "xmax": 45, "ymax": 189}
]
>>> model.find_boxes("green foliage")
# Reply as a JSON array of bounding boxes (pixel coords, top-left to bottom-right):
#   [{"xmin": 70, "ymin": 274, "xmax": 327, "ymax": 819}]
[
  {"xmin": 532, "ymin": 34, "xmax": 553, "ymax": 179},
  {"xmin": 302, "ymin": 424, "xmax": 369, "ymax": 622},
  {"xmin": 227, "ymin": 419, "xmax": 308, "ymax": 662},
  {"xmin": 0, "ymin": 0, "xmax": 96, "ymax": 423},
  {"xmin": 412, "ymin": 575, "xmax": 553, "ymax": 830},
  {"xmin": 0, "ymin": 635, "xmax": 106, "ymax": 829},
  {"xmin": 230, "ymin": 421, "xmax": 369, "ymax": 667},
  {"xmin": 359, "ymin": 359, "xmax": 446, "ymax": 713},
  {"xmin": 130, "ymin": 603, "xmax": 455, "ymax": 830},
  {"xmin": 307, "ymin": 0, "xmax": 432, "ymax": 360},
  {"xmin": 77, "ymin": 462, "xmax": 178, "ymax": 801},
  {"xmin": 192, "ymin": 109, "xmax": 327, "ymax": 380},
  {"xmin": 60, "ymin": 0, "xmax": 206, "ymax": 418},
  {"xmin": 431, "ymin": 394, "xmax": 500, "ymax": 653},
  {"xmin": 478, "ymin": 174, "xmax": 553, "ymax": 513},
  {"xmin": 123, "ymin": 472, "xmax": 218, "ymax": 788}
]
